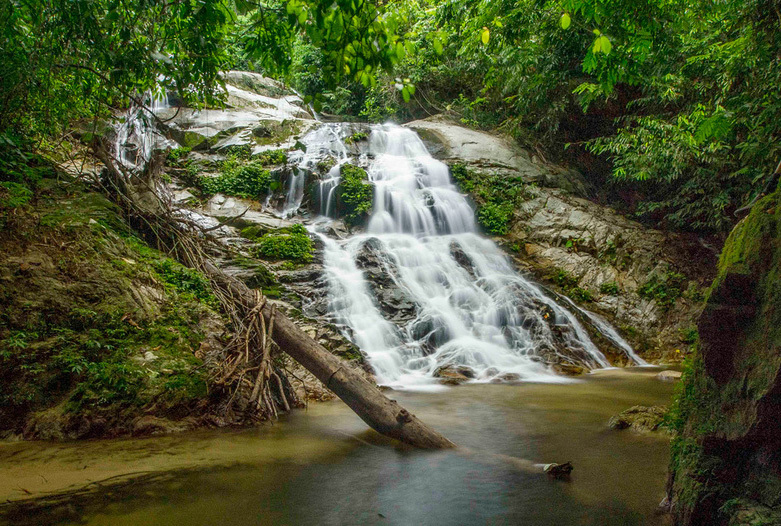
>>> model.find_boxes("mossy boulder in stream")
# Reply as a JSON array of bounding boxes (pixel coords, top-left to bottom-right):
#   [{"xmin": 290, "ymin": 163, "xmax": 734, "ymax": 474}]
[{"xmin": 667, "ymin": 180, "xmax": 781, "ymax": 525}]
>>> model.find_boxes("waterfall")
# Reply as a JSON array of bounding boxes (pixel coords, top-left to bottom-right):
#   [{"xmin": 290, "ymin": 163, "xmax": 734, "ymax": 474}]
[
  {"xmin": 114, "ymin": 92, "xmax": 170, "ymax": 172},
  {"xmin": 290, "ymin": 123, "xmax": 641, "ymax": 387}
]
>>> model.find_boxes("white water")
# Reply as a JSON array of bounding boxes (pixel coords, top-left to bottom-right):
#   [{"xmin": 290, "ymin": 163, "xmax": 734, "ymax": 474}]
[
  {"xmin": 115, "ymin": 93, "xmax": 170, "ymax": 172},
  {"xmin": 294, "ymin": 124, "xmax": 641, "ymax": 388}
]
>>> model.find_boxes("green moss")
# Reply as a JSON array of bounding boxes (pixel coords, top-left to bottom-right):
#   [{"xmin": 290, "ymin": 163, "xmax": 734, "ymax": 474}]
[
  {"xmin": 339, "ymin": 164, "xmax": 373, "ymax": 227},
  {"xmin": 199, "ymin": 159, "xmax": 272, "ymax": 199},
  {"xmin": 600, "ymin": 281, "xmax": 620, "ymax": 295},
  {"xmin": 668, "ymin": 183, "xmax": 781, "ymax": 522},
  {"xmin": 252, "ymin": 224, "xmax": 314, "ymax": 262}
]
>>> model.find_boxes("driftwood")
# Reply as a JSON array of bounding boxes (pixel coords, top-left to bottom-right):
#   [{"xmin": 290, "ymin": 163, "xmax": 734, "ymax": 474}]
[{"xmin": 204, "ymin": 261, "xmax": 456, "ymax": 449}]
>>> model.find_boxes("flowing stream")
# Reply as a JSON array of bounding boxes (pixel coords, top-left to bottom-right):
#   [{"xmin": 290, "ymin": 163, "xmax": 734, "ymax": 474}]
[{"xmin": 291, "ymin": 123, "xmax": 641, "ymax": 388}]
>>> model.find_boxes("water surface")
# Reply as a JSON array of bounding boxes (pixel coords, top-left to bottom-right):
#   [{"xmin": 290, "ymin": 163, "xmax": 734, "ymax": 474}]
[{"xmin": 0, "ymin": 368, "xmax": 674, "ymax": 525}]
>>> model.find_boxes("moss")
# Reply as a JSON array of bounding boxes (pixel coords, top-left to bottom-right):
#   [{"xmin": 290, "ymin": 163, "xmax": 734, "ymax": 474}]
[
  {"xmin": 338, "ymin": 163, "xmax": 373, "ymax": 227},
  {"xmin": 0, "ymin": 183, "xmax": 223, "ymax": 436},
  {"xmin": 344, "ymin": 131, "xmax": 369, "ymax": 144},
  {"xmin": 668, "ymin": 182, "xmax": 781, "ymax": 523}
]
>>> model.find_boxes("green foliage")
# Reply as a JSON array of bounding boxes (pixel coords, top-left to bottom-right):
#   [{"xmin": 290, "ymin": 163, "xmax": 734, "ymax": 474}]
[
  {"xmin": 338, "ymin": 164, "xmax": 374, "ymax": 227},
  {"xmin": 477, "ymin": 202, "xmax": 513, "ymax": 235},
  {"xmin": 599, "ymin": 281, "xmax": 620, "ymax": 295},
  {"xmin": 570, "ymin": 287, "xmax": 594, "ymax": 302},
  {"xmin": 450, "ymin": 163, "xmax": 531, "ymax": 236},
  {"xmin": 639, "ymin": 270, "xmax": 688, "ymax": 311},
  {"xmin": 344, "ymin": 132, "xmax": 369, "ymax": 144},
  {"xmin": 0, "ymin": 182, "xmax": 33, "ymax": 210},
  {"xmin": 199, "ymin": 158, "xmax": 272, "ymax": 199},
  {"xmin": 551, "ymin": 268, "xmax": 579, "ymax": 289},
  {"xmin": 252, "ymin": 149, "xmax": 288, "ymax": 165},
  {"xmin": 679, "ymin": 326, "xmax": 699, "ymax": 345},
  {"xmin": 252, "ymin": 224, "xmax": 314, "ymax": 262},
  {"xmin": 166, "ymin": 147, "xmax": 191, "ymax": 165}
]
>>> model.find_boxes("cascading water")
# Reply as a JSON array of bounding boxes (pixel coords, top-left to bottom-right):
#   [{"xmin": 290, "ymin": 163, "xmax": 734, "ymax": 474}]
[
  {"xmin": 114, "ymin": 93, "xmax": 170, "ymax": 172},
  {"xmin": 283, "ymin": 124, "xmax": 354, "ymax": 218},
  {"xmin": 292, "ymin": 123, "xmax": 641, "ymax": 388}
]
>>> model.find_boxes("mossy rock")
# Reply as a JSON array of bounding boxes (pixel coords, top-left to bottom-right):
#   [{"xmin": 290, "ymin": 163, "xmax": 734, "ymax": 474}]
[{"xmin": 668, "ymin": 180, "xmax": 781, "ymax": 524}]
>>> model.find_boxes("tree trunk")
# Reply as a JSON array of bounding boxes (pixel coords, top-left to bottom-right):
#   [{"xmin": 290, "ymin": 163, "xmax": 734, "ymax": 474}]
[{"xmin": 204, "ymin": 262, "xmax": 456, "ymax": 449}]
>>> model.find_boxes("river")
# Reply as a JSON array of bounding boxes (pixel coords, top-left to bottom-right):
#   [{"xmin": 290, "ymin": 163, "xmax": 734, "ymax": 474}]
[{"xmin": 0, "ymin": 368, "xmax": 673, "ymax": 525}]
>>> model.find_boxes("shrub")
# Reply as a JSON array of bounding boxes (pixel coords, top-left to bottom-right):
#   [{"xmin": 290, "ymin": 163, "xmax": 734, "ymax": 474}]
[
  {"xmin": 339, "ymin": 164, "xmax": 373, "ymax": 226},
  {"xmin": 477, "ymin": 202, "xmax": 513, "ymax": 235},
  {"xmin": 571, "ymin": 287, "xmax": 594, "ymax": 303},
  {"xmin": 199, "ymin": 160, "xmax": 271, "ymax": 199},
  {"xmin": 166, "ymin": 147, "xmax": 191, "ymax": 165},
  {"xmin": 252, "ymin": 149, "xmax": 287, "ymax": 165},
  {"xmin": 639, "ymin": 270, "xmax": 688, "ymax": 311},
  {"xmin": 253, "ymin": 224, "xmax": 313, "ymax": 262}
]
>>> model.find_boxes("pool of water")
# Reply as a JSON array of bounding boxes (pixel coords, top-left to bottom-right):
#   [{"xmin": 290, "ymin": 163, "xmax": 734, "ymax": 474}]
[{"xmin": 0, "ymin": 368, "xmax": 675, "ymax": 525}]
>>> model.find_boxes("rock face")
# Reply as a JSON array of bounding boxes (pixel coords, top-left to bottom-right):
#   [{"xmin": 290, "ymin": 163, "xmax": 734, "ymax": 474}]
[
  {"xmin": 407, "ymin": 115, "xmax": 714, "ymax": 362},
  {"xmin": 667, "ymin": 181, "xmax": 781, "ymax": 525},
  {"xmin": 407, "ymin": 115, "xmax": 589, "ymax": 196}
]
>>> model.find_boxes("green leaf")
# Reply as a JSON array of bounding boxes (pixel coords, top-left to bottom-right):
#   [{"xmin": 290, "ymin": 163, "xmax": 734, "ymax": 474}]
[
  {"xmin": 480, "ymin": 27, "xmax": 490, "ymax": 45},
  {"xmin": 593, "ymin": 35, "xmax": 612, "ymax": 54},
  {"xmin": 433, "ymin": 38, "xmax": 443, "ymax": 56},
  {"xmin": 560, "ymin": 13, "xmax": 571, "ymax": 30},
  {"xmin": 297, "ymin": 10, "xmax": 307, "ymax": 24},
  {"xmin": 402, "ymin": 86, "xmax": 410, "ymax": 103}
]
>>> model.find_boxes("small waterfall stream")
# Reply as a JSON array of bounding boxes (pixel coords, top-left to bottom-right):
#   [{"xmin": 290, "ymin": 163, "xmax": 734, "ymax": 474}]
[{"xmin": 286, "ymin": 123, "xmax": 640, "ymax": 388}]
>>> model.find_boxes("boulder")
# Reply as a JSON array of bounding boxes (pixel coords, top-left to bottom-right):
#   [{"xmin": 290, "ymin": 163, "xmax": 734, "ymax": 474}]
[
  {"xmin": 434, "ymin": 365, "xmax": 476, "ymax": 385},
  {"xmin": 608, "ymin": 405, "xmax": 668, "ymax": 433}
]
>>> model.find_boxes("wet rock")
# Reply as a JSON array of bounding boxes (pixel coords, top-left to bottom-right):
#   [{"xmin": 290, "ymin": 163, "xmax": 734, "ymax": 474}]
[
  {"xmin": 552, "ymin": 363, "xmax": 587, "ymax": 376},
  {"xmin": 608, "ymin": 405, "xmax": 668, "ymax": 433},
  {"xmin": 354, "ymin": 238, "xmax": 417, "ymax": 324},
  {"xmin": 434, "ymin": 365, "xmax": 476, "ymax": 384},
  {"xmin": 544, "ymin": 461, "xmax": 574, "ymax": 479},
  {"xmin": 656, "ymin": 370, "xmax": 682, "ymax": 382},
  {"xmin": 449, "ymin": 241, "xmax": 476, "ymax": 278}
]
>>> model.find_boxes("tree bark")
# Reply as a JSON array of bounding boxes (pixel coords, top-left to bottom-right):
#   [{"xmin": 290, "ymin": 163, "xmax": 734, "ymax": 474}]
[{"xmin": 203, "ymin": 261, "xmax": 456, "ymax": 449}]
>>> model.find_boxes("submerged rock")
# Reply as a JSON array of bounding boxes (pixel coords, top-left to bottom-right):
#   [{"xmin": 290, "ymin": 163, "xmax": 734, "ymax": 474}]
[
  {"xmin": 656, "ymin": 370, "xmax": 682, "ymax": 382},
  {"xmin": 608, "ymin": 405, "xmax": 668, "ymax": 433}
]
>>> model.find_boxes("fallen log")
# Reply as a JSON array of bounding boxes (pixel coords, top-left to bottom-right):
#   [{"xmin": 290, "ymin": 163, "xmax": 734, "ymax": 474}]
[{"xmin": 203, "ymin": 261, "xmax": 456, "ymax": 449}]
